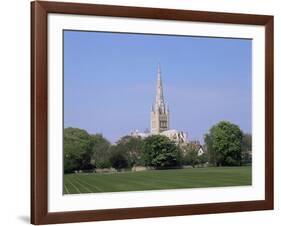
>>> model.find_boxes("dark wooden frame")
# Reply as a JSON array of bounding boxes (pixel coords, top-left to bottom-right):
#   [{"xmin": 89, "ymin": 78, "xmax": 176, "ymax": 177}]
[{"xmin": 31, "ymin": 1, "xmax": 274, "ymax": 224}]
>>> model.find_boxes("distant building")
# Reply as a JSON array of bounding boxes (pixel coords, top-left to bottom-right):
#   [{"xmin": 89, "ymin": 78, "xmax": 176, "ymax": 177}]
[
  {"xmin": 131, "ymin": 64, "xmax": 188, "ymax": 144},
  {"xmin": 130, "ymin": 129, "xmax": 149, "ymax": 139},
  {"xmin": 197, "ymin": 147, "xmax": 204, "ymax": 156},
  {"xmin": 161, "ymin": 130, "xmax": 187, "ymax": 144}
]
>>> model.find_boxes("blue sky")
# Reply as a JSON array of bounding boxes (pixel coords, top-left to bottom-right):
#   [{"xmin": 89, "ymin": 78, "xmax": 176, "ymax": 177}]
[{"xmin": 64, "ymin": 30, "xmax": 252, "ymax": 143}]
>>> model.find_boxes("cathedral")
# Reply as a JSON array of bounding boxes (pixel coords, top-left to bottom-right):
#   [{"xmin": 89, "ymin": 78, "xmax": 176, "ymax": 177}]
[
  {"xmin": 131, "ymin": 65, "xmax": 188, "ymax": 144},
  {"xmin": 150, "ymin": 64, "xmax": 169, "ymax": 134}
]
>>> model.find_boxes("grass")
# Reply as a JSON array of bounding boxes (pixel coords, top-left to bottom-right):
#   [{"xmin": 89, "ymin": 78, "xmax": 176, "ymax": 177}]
[{"xmin": 63, "ymin": 166, "xmax": 251, "ymax": 194}]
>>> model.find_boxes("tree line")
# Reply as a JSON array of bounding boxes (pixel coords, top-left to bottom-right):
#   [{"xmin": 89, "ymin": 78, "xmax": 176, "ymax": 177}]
[{"xmin": 64, "ymin": 121, "xmax": 252, "ymax": 173}]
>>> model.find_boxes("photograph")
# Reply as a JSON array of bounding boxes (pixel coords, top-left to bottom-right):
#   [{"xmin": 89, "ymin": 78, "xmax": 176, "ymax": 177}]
[
  {"xmin": 63, "ymin": 30, "xmax": 252, "ymax": 194},
  {"xmin": 29, "ymin": 1, "xmax": 274, "ymax": 224}
]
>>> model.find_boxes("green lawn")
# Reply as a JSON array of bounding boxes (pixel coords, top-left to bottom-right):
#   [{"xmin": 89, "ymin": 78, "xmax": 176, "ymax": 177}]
[{"xmin": 63, "ymin": 166, "xmax": 251, "ymax": 194}]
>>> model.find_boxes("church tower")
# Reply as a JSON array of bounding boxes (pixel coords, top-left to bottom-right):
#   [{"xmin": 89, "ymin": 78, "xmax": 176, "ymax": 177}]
[{"xmin": 151, "ymin": 64, "xmax": 169, "ymax": 134}]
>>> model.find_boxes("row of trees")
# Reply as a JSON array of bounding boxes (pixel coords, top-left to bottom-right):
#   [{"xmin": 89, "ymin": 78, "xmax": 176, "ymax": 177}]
[
  {"xmin": 64, "ymin": 121, "xmax": 252, "ymax": 173},
  {"xmin": 64, "ymin": 128, "xmax": 183, "ymax": 173}
]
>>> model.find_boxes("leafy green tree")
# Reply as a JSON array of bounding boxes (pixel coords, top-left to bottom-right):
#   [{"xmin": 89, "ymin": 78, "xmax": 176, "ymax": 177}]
[
  {"xmin": 64, "ymin": 127, "xmax": 93, "ymax": 173},
  {"xmin": 204, "ymin": 121, "xmax": 243, "ymax": 166},
  {"xmin": 181, "ymin": 143, "xmax": 208, "ymax": 167},
  {"xmin": 241, "ymin": 133, "xmax": 252, "ymax": 165},
  {"xmin": 116, "ymin": 136, "xmax": 144, "ymax": 166},
  {"xmin": 184, "ymin": 148, "xmax": 198, "ymax": 167},
  {"xmin": 90, "ymin": 134, "xmax": 111, "ymax": 168},
  {"xmin": 198, "ymin": 152, "xmax": 208, "ymax": 166},
  {"xmin": 204, "ymin": 133, "xmax": 217, "ymax": 166},
  {"xmin": 142, "ymin": 135, "xmax": 181, "ymax": 168},
  {"xmin": 109, "ymin": 146, "xmax": 129, "ymax": 170}
]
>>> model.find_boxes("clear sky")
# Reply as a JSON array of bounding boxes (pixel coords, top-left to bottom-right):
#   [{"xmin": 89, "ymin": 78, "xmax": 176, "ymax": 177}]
[{"xmin": 64, "ymin": 30, "xmax": 252, "ymax": 143}]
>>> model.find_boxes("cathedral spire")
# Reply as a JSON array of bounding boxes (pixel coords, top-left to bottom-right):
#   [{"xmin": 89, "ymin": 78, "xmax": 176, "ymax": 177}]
[
  {"xmin": 156, "ymin": 64, "xmax": 164, "ymax": 107},
  {"xmin": 151, "ymin": 64, "xmax": 169, "ymax": 134}
]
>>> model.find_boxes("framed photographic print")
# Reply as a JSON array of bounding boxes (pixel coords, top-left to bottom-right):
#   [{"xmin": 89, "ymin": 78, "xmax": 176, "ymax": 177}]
[{"xmin": 31, "ymin": 1, "xmax": 274, "ymax": 224}]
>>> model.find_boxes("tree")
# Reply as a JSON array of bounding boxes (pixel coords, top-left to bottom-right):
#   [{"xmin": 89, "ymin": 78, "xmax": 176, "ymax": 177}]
[
  {"xmin": 241, "ymin": 133, "xmax": 252, "ymax": 165},
  {"xmin": 142, "ymin": 135, "xmax": 181, "ymax": 168},
  {"xmin": 204, "ymin": 133, "xmax": 217, "ymax": 166},
  {"xmin": 198, "ymin": 152, "xmax": 208, "ymax": 166},
  {"xmin": 115, "ymin": 136, "xmax": 144, "ymax": 166},
  {"xmin": 204, "ymin": 121, "xmax": 243, "ymax": 166},
  {"xmin": 90, "ymin": 134, "xmax": 111, "ymax": 168},
  {"xmin": 183, "ymin": 148, "xmax": 198, "ymax": 167},
  {"xmin": 64, "ymin": 127, "xmax": 93, "ymax": 173},
  {"xmin": 109, "ymin": 146, "xmax": 129, "ymax": 170},
  {"xmin": 181, "ymin": 143, "xmax": 207, "ymax": 167},
  {"xmin": 182, "ymin": 143, "xmax": 198, "ymax": 167}
]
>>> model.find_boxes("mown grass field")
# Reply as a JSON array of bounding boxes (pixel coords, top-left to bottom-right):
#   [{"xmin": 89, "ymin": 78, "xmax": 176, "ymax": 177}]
[{"xmin": 63, "ymin": 166, "xmax": 251, "ymax": 194}]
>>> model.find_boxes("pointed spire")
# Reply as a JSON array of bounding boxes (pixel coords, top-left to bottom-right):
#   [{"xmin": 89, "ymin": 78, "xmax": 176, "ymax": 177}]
[
  {"xmin": 151, "ymin": 63, "xmax": 169, "ymax": 133},
  {"xmin": 157, "ymin": 63, "xmax": 161, "ymax": 75},
  {"xmin": 156, "ymin": 64, "xmax": 164, "ymax": 107}
]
